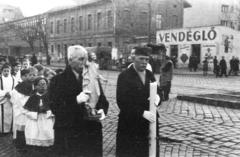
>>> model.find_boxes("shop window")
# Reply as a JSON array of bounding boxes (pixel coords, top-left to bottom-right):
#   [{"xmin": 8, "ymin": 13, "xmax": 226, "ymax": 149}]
[
  {"xmin": 63, "ymin": 19, "xmax": 67, "ymax": 33},
  {"xmin": 88, "ymin": 14, "xmax": 92, "ymax": 30},
  {"xmin": 97, "ymin": 12, "xmax": 102, "ymax": 30},
  {"xmin": 221, "ymin": 5, "xmax": 229, "ymax": 13},
  {"xmin": 51, "ymin": 45, "xmax": 54, "ymax": 54},
  {"xmin": 56, "ymin": 20, "xmax": 60, "ymax": 34},
  {"xmin": 71, "ymin": 17, "xmax": 75, "ymax": 33},
  {"xmin": 221, "ymin": 20, "xmax": 228, "ymax": 26},
  {"xmin": 171, "ymin": 15, "xmax": 178, "ymax": 28},
  {"xmin": 98, "ymin": 42, "xmax": 102, "ymax": 47},
  {"xmin": 79, "ymin": 16, "xmax": 83, "ymax": 31},
  {"xmin": 107, "ymin": 10, "xmax": 113, "ymax": 29},
  {"xmin": 50, "ymin": 21, "xmax": 54, "ymax": 34},
  {"xmin": 88, "ymin": 43, "xmax": 92, "ymax": 47},
  {"xmin": 108, "ymin": 42, "xmax": 112, "ymax": 47},
  {"xmin": 156, "ymin": 14, "xmax": 162, "ymax": 30},
  {"xmin": 57, "ymin": 44, "xmax": 61, "ymax": 57}
]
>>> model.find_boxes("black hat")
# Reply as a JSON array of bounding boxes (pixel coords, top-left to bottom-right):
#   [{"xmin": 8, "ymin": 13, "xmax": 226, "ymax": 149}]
[{"xmin": 134, "ymin": 47, "xmax": 151, "ymax": 56}]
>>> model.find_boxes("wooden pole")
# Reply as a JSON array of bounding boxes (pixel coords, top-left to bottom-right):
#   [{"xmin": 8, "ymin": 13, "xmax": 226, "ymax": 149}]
[{"xmin": 149, "ymin": 82, "xmax": 158, "ymax": 157}]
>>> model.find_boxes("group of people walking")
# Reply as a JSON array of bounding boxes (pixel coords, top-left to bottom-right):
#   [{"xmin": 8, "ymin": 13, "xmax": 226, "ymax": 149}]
[
  {"xmin": 188, "ymin": 55, "xmax": 199, "ymax": 72},
  {"xmin": 0, "ymin": 44, "xmax": 162, "ymax": 157},
  {"xmin": 213, "ymin": 56, "xmax": 240, "ymax": 77}
]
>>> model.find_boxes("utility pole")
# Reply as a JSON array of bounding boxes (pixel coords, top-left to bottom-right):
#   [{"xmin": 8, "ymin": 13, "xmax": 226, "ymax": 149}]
[
  {"xmin": 148, "ymin": 0, "xmax": 152, "ymax": 43},
  {"xmin": 111, "ymin": 0, "xmax": 116, "ymax": 48}
]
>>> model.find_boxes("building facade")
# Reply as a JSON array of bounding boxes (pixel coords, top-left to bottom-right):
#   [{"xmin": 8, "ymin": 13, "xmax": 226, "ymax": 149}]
[
  {"xmin": 0, "ymin": 0, "xmax": 189, "ymax": 60},
  {"xmin": 184, "ymin": 0, "xmax": 240, "ymax": 30},
  {"xmin": 0, "ymin": 14, "xmax": 46, "ymax": 57},
  {"xmin": 156, "ymin": 26, "xmax": 240, "ymax": 68}
]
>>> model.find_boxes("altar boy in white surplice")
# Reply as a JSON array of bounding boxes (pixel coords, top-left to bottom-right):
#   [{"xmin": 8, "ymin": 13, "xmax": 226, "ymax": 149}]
[
  {"xmin": 0, "ymin": 63, "xmax": 16, "ymax": 135},
  {"xmin": 24, "ymin": 77, "xmax": 54, "ymax": 148}
]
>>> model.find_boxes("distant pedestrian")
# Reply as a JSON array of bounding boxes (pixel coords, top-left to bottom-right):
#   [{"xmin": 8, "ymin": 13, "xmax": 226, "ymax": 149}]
[
  {"xmin": 228, "ymin": 56, "xmax": 235, "ymax": 76},
  {"xmin": 235, "ymin": 57, "xmax": 239, "ymax": 75},
  {"xmin": 219, "ymin": 56, "xmax": 228, "ymax": 77},
  {"xmin": 215, "ymin": 64, "xmax": 220, "ymax": 77},
  {"xmin": 193, "ymin": 55, "xmax": 198, "ymax": 72},
  {"xmin": 171, "ymin": 56, "xmax": 177, "ymax": 69},
  {"xmin": 31, "ymin": 54, "xmax": 38, "ymax": 66},
  {"xmin": 213, "ymin": 56, "xmax": 218, "ymax": 74},
  {"xmin": 203, "ymin": 58, "xmax": 208, "ymax": 76},
  {"xmin": 189, "ymin": 55, "xmax": 194, "ymax": 71},
  {"xmin": 160, "ymin": 55, "xmax": 173, "ymax": 101}
]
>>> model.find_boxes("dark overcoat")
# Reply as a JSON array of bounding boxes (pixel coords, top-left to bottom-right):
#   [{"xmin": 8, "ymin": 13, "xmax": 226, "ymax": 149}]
[
  {"xmin": 116, "ymin": 65, "xmax": 159, "ymax": 157},
  {"xmin": 49, "ymin": 66, "xmax": 85, "ymax": 156},
  {"xmin": 49, "ymin": 66, "xmax": 84, "ymax": 129},
  {"xmin": 49, "ymin": 66, "xmax": 105, "ymax": 157}
]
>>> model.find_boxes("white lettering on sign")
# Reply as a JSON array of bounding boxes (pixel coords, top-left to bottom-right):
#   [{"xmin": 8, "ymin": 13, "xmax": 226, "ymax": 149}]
[{"xmin": 158, "ymin": 29, "xmax": 217, "ymax": 43}]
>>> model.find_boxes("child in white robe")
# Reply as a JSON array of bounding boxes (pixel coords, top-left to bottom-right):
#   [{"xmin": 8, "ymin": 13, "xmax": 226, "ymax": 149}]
[
  {"xmin": 24, "ymin": 77, "xmax": 54, "ymax": 147},
  {"xmin": 0, "ymin": 63, "xmax": 15, "ymax": 135},
  {"xmin": 10, "ymin": 68, "xmax": 36, "ymax": 155}
]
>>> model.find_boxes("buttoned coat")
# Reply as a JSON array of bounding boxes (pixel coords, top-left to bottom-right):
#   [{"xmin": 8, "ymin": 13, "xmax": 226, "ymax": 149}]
[
  {"xmin": 116, "ymin": 65, "xmax": 160, "ymax": 157},
  {"xmin": 49, "ymin": 66, "xmax": 84, "ymax": 129}
]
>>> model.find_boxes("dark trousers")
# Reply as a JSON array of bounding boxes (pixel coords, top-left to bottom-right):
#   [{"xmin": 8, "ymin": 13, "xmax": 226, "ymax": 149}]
[
  {"xmin": 52, "ymin": 121, "xmax": 103, "ymax": 157},
  {"xmin": 14, "ymin": 131, "xmax": 27, "ymax": 157},
  {"xmin": 82, "ymin": 120, "xmax": 103, "ymax": 157},
  {"xmin": 116, "ymin": 134, "xmax": 148, "ymax": 157},
  {"xmin": 52, "ymin": 127, "xmax": 84, "ymax": 157},
  {"xmin": 220, "ymin": 69, "xmax": 228, "ymax": 77},
  {"xmin": 161, "ymin": 81, "xmax": 171, "ymax": 101}
]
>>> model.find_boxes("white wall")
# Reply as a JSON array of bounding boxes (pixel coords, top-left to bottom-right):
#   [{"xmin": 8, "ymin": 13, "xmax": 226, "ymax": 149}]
[{"xmin": 157, "ymin": 26, "xmax": 240, "ymax": 68}]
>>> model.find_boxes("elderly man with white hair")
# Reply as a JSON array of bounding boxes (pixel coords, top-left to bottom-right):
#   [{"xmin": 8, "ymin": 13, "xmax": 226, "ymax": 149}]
[{"xmin": 49, "ymin": 45, "xmax": 107, "ymax": 157}]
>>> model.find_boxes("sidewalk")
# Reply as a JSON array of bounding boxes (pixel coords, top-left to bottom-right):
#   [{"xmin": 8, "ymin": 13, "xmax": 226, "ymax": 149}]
[
  {"xmin": 1, "ymin": 71, "xmax": 240, "ymax": 157},
  {"xmin": 173, "ymin": 68, "xmax": 215, "ymax": 76}
]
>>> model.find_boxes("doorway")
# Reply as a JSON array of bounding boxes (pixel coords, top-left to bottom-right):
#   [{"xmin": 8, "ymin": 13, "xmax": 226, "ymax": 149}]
[
  {"xmin": 170, "ymin": 45, "xmax": 178, "ymax": 58},
  {"xmin": 191, "ymin": 44, "xmax": 201, "ymax": 64}
]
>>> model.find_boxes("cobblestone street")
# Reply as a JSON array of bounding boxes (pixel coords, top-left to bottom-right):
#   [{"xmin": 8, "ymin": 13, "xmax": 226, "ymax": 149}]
[{"xmin": 1, "ymin": 70, "xmax": 240, "ymax": 157}]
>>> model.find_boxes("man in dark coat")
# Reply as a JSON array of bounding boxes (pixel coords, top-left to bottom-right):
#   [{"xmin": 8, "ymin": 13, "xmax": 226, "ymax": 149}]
[
  {"xmin": 31, "ymin": 54, "xmax": 38, "ymax": 66},
  {"xmin": 228, "ymin": 56, "xmax": 235, "ymax": 76},
  {"xmin": 219, "ymin": 56, "xmax": 228, "ymax": 77},
  {"xmin": 116, "ymin": 47, "xmax": 160, "ymax": 157},
  {"xmin": 49, "ymin": 45, "xmax": 102, "ymax": 157},
  {"xmin": 213, "ymin": 56, "xmax": 218, "ymax": 74}
]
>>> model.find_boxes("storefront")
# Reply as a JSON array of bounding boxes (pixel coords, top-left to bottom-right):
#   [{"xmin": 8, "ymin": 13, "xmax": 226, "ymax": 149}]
[{"xmin": 156, "ymin": 26, "xmax": 240, "ymax": 68}]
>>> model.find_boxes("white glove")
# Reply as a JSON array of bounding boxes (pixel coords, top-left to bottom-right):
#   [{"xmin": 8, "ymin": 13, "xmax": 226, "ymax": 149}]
[
  {"xmin": 143, "ymin": 111, "xmax": 156, "ymax": 123},
  {"xmin": 76, "ymin": 91, "xmax": 90, "ymax": 104},
  {"xmin": 155, "ymin": 94, "xmax": 160, "ymax": 106},
  {"xmin": 97, "ymin": 109, "xmax": 106, "ymax": 120},
  {"xmin": 46, "ymin": 110, "xmax": 54, "ymax": 119}
]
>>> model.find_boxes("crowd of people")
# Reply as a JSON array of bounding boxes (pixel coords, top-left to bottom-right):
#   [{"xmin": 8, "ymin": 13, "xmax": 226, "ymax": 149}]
[
  {"xmin": 213, "ymin": 56, "xmax": 240, "ymax": 77},
  {"xmin": 0, "ymin": 44, "xmax": 161, "ymax": 157}
]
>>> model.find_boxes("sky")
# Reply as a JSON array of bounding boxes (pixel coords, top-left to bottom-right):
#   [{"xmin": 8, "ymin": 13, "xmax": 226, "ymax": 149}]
[{"xmin": 0, "ymin": 0, "xmax": 77, "ymax": 17}]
